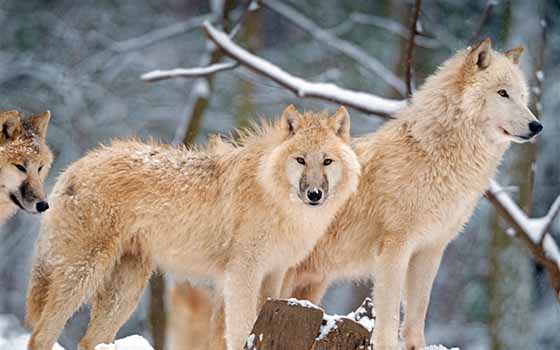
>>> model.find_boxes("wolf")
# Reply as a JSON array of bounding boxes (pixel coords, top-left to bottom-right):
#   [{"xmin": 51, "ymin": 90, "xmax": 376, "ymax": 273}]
[
  {"xmin": 0, "ymin": 110, "xmax": 52, "ymax": 223},
  {"xmin": 25, "ymin": 105, "xmax": 361, "ymax": 350},
  {"xmin": 171, "ymin": 39, "xmax": 543, "ymax": 350},
  {"xmin": 284, "ymin": 39, "xmax": 542, "ymax": 350}
]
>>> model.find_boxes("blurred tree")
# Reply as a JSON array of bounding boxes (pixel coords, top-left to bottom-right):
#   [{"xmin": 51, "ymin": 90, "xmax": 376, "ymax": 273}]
[{"xmin": 488, "ymin": 1, "xmax": 546, "ymax": 349}]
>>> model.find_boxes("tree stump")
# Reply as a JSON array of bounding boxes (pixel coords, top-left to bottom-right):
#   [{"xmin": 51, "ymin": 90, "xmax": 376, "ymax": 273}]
[{"xmin": 244, "ymin": 298, "xmax": 374, "ymax": 350}]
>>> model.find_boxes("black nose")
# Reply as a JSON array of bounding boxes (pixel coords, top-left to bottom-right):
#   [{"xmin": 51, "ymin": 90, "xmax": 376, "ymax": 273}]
[
  {"xmin": 528, "ymin": 121, "xmax": 543, "ymax": 135},
  {"xmin": 36, "ymin": 201, "xmax": 49, "ymax": 213},
  {"xmin": 307, "ymin": 189, "xmax": 323, "ymax": 203}
]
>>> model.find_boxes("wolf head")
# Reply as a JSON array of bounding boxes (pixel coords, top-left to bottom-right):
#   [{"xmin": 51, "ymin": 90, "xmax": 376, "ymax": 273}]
[
  {"xmin": 410, "ymin": 38, "xmax": 542, "ymax": 146},
  {"xmin": 461, "ymin": 38, "xmax": 542, "ymax": 143},
  {"xmin": 259, "ymin": 105, "xmax": 360, "ymax": 209},
  {"xmin": 0, "ymin": 110, "xmax": 53, "ymax": 214}
]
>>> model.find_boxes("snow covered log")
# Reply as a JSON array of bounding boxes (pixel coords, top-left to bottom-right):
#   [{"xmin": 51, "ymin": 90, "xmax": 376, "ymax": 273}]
[{"xmin": 244, "ymin": 298, "xmax": 374, "ymax": 350}]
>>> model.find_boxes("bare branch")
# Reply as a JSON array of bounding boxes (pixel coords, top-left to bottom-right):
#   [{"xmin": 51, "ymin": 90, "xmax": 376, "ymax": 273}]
[
  {"xmin": 348, "ymin": 13, "xmax": 440, "ymax": 49},
  {"xmin": 202, "ymin": 21, "xmax": 405, "ymax": 117},
  {"xmin": 471, "ymin": 0, "xmax": 496, "ymax": 42},
  {"xmin": 141, "ymin": 61, "xmax": 238, "ymax": 82},
  {"xmin": 259, "ymin": 0, "xmax": 407, "ymax": 96},
  {"xmin": 486, "ymin": 180, "xmax": 560, "ymax": 299},
  {"xmin": 405, "ymin": 0, "xmax": 422, "ymax": 98}
]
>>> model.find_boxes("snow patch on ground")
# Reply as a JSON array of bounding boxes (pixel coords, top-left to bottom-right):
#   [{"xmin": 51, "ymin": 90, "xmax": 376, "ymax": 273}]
[
  {"xmin": 423, "ymin": 345, "xmax": 460, "ymax": 350},
  {"xmin": 95, "ymin": 335, "xmax": 154, "ymax": 350}
]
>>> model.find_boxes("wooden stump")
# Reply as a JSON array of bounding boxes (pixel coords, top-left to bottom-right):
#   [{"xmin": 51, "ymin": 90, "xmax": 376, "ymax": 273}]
[{"xmin": 244, "ymin": 298, "xmax": 374, "ymax": 350}]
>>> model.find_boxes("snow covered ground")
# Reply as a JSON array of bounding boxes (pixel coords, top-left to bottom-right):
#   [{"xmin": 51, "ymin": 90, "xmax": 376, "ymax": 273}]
[{"xmin": 2, "ymin": 311, "xmax": 458, "ymax": 350}]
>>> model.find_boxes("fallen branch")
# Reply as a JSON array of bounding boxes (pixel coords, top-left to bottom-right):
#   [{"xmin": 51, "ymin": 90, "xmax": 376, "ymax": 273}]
[
  {"xmin": 141, "ymin": 61, "xmax": 238, "ymax": 82},
  {"xmin": 486, "ymin": 180, "xmax": 560, "ymax": 299},
  {"xmin": 202, "ymin": 21, "xmax": 405, "ymax": 117},
  {"xmin": 259, "ymin": 0, "xmax": 407, "ymax": 96}
]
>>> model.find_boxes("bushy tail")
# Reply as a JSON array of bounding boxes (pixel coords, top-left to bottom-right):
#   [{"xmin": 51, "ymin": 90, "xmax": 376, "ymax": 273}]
[{"xmin": 25, "ymin": 258, "xmax": 52, "ymax": 328}]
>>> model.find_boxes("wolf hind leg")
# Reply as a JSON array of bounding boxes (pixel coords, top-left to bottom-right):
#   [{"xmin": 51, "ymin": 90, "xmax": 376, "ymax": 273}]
[
  {"xmin": 78, "ymin": 253, "xmax": 153, "ymax": 350},
  {"xmin": 27, "ymin": 248, "xmax": 119, "ymax": 350},
  {"xmin": 25, "ymin": 258, "xmax": 53, "ymax": 328}
]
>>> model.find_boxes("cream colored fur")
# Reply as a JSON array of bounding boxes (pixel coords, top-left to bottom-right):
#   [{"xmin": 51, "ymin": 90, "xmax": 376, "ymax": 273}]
[
  {"xmin": 287, "ymin": 39, "xmax": 540, "ymax": 350},
  {"xmin": 0, "ymin": 110, "xmax": 53, "ymax": 223},
  {"xmin": 169, "ymin": 39, "xmax": 542, "ymax": 350},
  {"xmin": 25, "ymin": 105, "xmax": 360, "ymax": 350}
]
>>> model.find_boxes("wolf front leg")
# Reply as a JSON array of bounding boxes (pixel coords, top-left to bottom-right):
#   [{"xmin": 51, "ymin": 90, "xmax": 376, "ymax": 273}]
[
  {"xmin": 372, "ymin": 241, "xmax": 412, "ymax": 350},
  {"xmin": 402, "ymin": 243, "xmax": 446, "ymax": 350},
  {"xmin": 258, "ymin": 269, "xmax": 285, "ymax": 307},
  {"xmin": 223, "ymin": 259, "xmax": 263, "ymax": 350}
]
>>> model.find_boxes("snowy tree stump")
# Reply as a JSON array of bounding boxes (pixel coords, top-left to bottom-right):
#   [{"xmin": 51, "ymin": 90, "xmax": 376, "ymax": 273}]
[{"xmin": 244, "ymin": 298, "xmax": 374, "ymax": 350}]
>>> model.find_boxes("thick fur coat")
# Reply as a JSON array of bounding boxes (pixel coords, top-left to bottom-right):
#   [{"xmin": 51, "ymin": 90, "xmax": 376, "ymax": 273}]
[{"xmin": 25, "ymin": 106, "xmax": 360, "ymax": 350}]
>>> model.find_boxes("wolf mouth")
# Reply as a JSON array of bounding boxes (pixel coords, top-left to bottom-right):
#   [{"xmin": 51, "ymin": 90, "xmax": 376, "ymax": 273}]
[
  {"xmin": 9, "ymin": 194, "xmax": 24, "ymax": 210},
  {"xmin": 500, "ymin": 127, "xmax": 531, "ymax": 141}
]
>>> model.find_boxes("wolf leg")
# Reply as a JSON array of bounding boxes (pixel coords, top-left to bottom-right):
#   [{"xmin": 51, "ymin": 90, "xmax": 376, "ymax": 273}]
[
  {"xmin": 402, "ymin": 244, "xmax": 445, "ymax": 350},
  {"xmin": 28, "ymin": 250, "xmax": 117, "ymax": 350},
  {"xmin": 290, "ymin": 278, "xmax": 329, "ymax": 305},
  {"xmin": 258, "ymin": 269, "xmax": 285, "ymax": 307},
  {"xmin": 372, "ymin": 242, "xmax": 412, "ymax": 350},
  {"xmin": 25, "ymin": 258, "xmax": 53, "ymax": 328},
  {"xmin": 168, "ymin": 282, "xmax": 213, "ymax": 350},
  {"xmin": 78, "ymin": 253, "xmax": 153, "ymax": 350},
  {"xmin": 223, "ymin": 260, "xmax": 262, "ymax": 350},
  {"xmin": 208, "ymin": 298, "xmax": 226, "ymax": 350}
]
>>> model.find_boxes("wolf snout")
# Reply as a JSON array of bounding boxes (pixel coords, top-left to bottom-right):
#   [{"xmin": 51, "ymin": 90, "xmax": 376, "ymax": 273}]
[
  {"xmin": 528, "ymin": 121, "xmax": 543, "ymax": 136},
  {"xmin": 36, "ymin": 201, "xmax": 49, "ymax": 213},
  {"xmin": 306, "ymin": 188, "xmax": 323, "ymax": 205}
]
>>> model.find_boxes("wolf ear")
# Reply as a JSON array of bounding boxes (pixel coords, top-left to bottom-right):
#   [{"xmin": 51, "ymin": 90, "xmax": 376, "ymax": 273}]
[
  {"xmin": 470, "ymin": 38, "xmax": 492, "ymax": 69},
  {"xmin": 505, "ymin": 46, "xmax": 524, "ymax": 64},
  {"xmin": 280, "ymin": 104, "xmax": 303, "ymax": 136},
  {"xmin": 329, "ymin": 106, "xmax": 351, "ymax": 143},
  {"xmin": 0, "ymin": 110, "xmax": 22, "ymax": 143},
  {"xmin": 30, "ymin": 110, "xmax": 51, "ymax": 140}
]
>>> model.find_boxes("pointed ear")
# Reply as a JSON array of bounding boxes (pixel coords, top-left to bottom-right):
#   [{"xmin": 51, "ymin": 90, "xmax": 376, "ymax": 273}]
[
  {"xmin": 505, "ymin": 46, "xmax": 524, "ymax": 64},
  {"xmin": 280, "ymin": 104, "xmax": 302, "ymax": 136},
  {"xmin": 0, "ymin": 110, "xmax": 22, "ymax": 143},
  {"xmin": 30, "ymin": 110, "xmax": 51, "ymax": 140},
  {"xmin": 470, "ymin": 38, "xmax": 492, "ymax": 69},
  {"xmin": 329, "ymin": 106, "xmax": 351, "ymax": 143}
]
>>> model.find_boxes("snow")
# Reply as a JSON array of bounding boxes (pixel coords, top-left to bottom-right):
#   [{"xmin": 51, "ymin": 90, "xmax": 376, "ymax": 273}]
[
  {"xmin": 141, "ymin": 61, "xmax": 237, "ymax": 82},
  {"xmin": 536, "ymin": 70, "xmax": 544, "ymax": 81},
  {"xmin": 316, "ymin": 314, "xmax": 340, "ymax": 340},
  {"xmin": 246, "ymin": 333, "xmax": 256, "ymax": 349},
  {"xmin": 0, "ymin": 317, "xmax": 153, "ymax": 350},
  {"xmin": 287, "ymin": 298, "xmax": 320, "ymax": 309},
  {"xmin": 423, "ymin": 346, "xmax": 460, "ymax": 350},
  {"xmin": 488, "ymin": 180, "xmax": 560, "ymax": 270},
  {"xmin": 347, "ymin": 306, "xmax": 375, "ymax": 333},
  {"xmin": 95, "ymin": 335, "xmax": 154, "ymax": 350},
  {"xmin": 202, "ymin": 21, "xmax": 405, "ymax": 116}
]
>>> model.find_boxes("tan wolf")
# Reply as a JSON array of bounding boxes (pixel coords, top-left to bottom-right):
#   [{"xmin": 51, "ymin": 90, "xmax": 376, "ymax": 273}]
[
  {"xmin": 285, "ymin": 39, "xmax": 542, "ymax": 350},
  {"xmin": 171, "ymin": 39, "xmax": 543, "ymax": 350},
  {"xmin": 0, "ymin": 110, "xmax": 52, "ymax": 223},
  {"xmin": 25, "ymin": 105, "xmax": 361, "ymax": 350}
]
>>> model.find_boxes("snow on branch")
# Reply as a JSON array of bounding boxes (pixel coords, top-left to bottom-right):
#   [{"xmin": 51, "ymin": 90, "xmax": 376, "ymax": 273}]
[
  {"xmin": 141, "ymin": 61, "xmax": 238, "ymax": 82},
  {"xmin": 259, "ymin": 0, "xmax": 407, "ymax": 96},
  {"xmin": 201, "ymin": 21, "xmax": 405, "ymax": 117},
  {"xmin": 486, "ymin": 180, "xmax": 560, "ymax": 298}
]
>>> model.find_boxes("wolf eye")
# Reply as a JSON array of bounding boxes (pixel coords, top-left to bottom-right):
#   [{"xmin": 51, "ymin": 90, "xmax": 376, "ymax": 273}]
[
  {"xmin": 296, "ymin": 157, "xmax": 305, "ymax": 165},
  {"xmin": 15, "ymin": 164, "xmax": 26, "ymax": 173},
  {"xmin": 38, "ymin": 165, "xmax": 44, "ymax": 172},
  {"xmin": 497, "ymin": 89, "xmax": 509, "ymax": 98},
  {"xmin": 323, "ymin": 159, "xmax": 333, "ymax": 166}
]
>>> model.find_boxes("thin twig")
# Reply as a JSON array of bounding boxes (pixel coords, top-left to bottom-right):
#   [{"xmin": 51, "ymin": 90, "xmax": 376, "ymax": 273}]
[
  {"xmin": 405, "ymin": 0, "xmax": 422, "ymax": 98},
  {"xmin": 259, "ymin": 0, "xmax": 407, "ymax": 96},
  {"xmin": 471, "ymin": 0, "xmax": 496, "ymax": 43},
  {"xmin": 202, "ymin": 21, "xmax": 405, "ymax": 117},
  {"xmin": 141, "ymin": 61, "xmax": 238, "ymax": 82}
]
